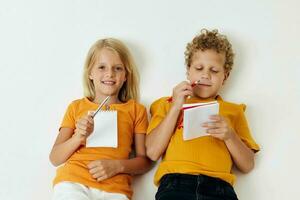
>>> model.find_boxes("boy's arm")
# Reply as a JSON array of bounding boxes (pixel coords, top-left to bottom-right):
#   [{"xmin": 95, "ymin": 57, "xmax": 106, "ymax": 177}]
[
  {"xmin": 203, "ymin": 115, "xmax": 255, "ymax": 173},
  {"xmin": 146, "ymin": 81, "xmax": 193, "ymax": 161},
  {"xmin": 224, "ymin": 132, "xmax": 255, "ymax": 173},
  {"xmin": 145, "ymin": 105, "xmax": 181, "ymax": 161}
]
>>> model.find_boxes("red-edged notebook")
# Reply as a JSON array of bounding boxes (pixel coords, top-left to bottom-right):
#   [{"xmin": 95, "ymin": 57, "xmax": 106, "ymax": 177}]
[{"xmin": 182, "ymin": 101, "xmax": 219, "ymax": 140}]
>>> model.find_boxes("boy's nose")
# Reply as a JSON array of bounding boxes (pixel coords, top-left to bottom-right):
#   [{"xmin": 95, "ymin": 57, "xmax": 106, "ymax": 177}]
[{"xmin": 200, "ymin": 71, "xmax": 210, "ymax": 79}]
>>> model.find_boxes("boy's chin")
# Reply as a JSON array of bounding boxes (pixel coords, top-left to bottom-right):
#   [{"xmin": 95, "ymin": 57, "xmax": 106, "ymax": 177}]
[{"xmin": 193, "ymin": 92, "xmax": 217, "ymax": 100}]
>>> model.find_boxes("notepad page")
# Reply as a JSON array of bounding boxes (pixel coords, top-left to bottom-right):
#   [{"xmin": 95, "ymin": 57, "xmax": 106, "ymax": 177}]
[
  {"xmin": 86, "ymin": 111, "xmax": 118, "ymax": 148},
  {"xmin": 183, "ymin": 102, "xmax": 219, "ymax": 141}
]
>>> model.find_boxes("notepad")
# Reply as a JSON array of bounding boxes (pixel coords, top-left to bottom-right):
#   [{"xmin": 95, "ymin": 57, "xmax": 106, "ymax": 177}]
[
  {"xmin": 86, "ymin": 110, "xmax": 118, "ymax": 148},
  {"xmin": 183, "ymin": 101, "xmax": 219, "ymax": 140}
]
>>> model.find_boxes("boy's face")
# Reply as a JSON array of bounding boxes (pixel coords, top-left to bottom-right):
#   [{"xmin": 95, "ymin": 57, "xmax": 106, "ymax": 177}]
[{"xmin": 187, "ymin": 49, "xmax": 227, "ymax": 99}]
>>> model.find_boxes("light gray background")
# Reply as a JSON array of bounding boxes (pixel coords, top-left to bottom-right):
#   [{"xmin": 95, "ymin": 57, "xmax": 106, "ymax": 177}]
[{"xmin": 0, "ymin": 0, "xmax": 299, "ymax": 199}]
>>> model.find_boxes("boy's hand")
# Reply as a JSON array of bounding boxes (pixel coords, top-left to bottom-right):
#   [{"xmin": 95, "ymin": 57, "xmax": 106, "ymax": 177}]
[
  {"xmin": 73, "ymin": 113, "xmax": 94, "ymax": 144},
  {"xmin": 172, "ymin": 81, "xmax": 193, "ymax": 109},
  {"xmin": 87, "ymin": 160, "xmax": 122, "ymax": 182},
  {"xmin": 202, "ymin": 115, "xmax": 234, "ymax": 141}
]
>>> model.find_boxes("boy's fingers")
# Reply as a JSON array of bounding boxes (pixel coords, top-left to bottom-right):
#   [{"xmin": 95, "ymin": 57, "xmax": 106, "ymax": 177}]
[
  {"xmin": 203, "ymin": 122, "xmax": 223, "ymax": 128},
  {"xmin": 207, "ymin": 127, "xmax": 226, "ymax": 134},
  {"xmin": 209, "ymin": 115, "xmax": 221, "ymax": 120}
]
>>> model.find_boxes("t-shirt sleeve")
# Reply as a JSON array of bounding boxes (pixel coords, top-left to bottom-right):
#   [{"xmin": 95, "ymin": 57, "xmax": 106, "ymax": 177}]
[
  {"xmin": 234, "ymin": 104, "xmax": 260, "ymax": 152},
  {"xmin": 134, "ymin": 104, "xmax": 149, "ymax": 134},
  {"xmin": 147, "ymin": 97, "xmax": 169, "ymax": 134},
  {"xmin": 60, "ymin": 102, "xmax": 76, "ymax": 130}
]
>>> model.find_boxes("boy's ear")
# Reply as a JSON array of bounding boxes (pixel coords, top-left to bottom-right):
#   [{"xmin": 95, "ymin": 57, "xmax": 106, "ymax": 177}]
[
  {"xmin": 186, "ymin": 67, "xmax": 190, "ymax": 78},
  {"xmin": 223, "ymin": 72, "xmax": 230, "ymax": 85}
]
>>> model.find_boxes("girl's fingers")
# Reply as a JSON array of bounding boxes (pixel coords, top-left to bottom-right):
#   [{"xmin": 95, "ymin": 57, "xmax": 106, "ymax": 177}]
[
  {"xmin": 89, "ymin": 167, "xmax": 99, "ymax": 174},
  {"xmin": 85, "ymin": 114, "xmax": 94, "ymax": 124},
  {"xmin": 87, "ymin": 161, "xmax": 98, "ymax": 169},
  {"xmin": 77, "ymin": 120, "xmax": 93, "ymax": 131},
  {"xmin": 97, "ymin": 174, "xmax": 108, "ymax": 182},
  {"xmin": 75, "ymin": 129, "xmax": 86, "ymax": 136},
  {"xmin": 92, "ymin": 172, "xmax": 102, "ymax": 179}
]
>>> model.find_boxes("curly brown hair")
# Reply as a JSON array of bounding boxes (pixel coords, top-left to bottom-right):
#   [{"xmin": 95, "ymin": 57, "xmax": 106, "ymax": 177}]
[{"xmin": 185, "ymin": 29, "xmax": 234, "ymax": 73}]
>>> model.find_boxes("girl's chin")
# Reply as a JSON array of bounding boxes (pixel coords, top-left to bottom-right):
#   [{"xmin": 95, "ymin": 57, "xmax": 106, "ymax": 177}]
[{"xmin": 97, "ymin": 90, "xmax": 117, "ymax": 97}]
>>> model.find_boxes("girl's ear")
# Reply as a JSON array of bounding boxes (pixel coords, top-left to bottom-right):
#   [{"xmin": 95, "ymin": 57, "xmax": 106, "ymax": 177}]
[{"xmin": 89, "ymin": 74, "xmax": 93, "ymax": 80}]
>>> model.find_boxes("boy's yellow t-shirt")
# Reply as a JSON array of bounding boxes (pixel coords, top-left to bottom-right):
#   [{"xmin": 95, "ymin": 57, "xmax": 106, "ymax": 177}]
[
  {"xmin": 147, "ymin": 96, "xmax": 260, "ymax": 186},
  {"xmin": 53, "ymin": 98, "xmax": 148, "ymax": 199}
]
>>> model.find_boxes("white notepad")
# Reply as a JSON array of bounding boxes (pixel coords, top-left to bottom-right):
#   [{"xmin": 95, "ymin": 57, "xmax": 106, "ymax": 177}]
[
  {"xmin": 183, "ymin": 101, "xmax": 219, "ymax": 141},
  {"xmin": 86, "ymin": 110, "xmax": 118, "ymax": 148}
]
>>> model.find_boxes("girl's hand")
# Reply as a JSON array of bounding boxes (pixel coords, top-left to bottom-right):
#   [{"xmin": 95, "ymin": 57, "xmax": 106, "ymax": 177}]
[
  {"xmin": 172, "ymin": 81, "xmax": 193, "ymax": 109},
  {"xmin": 87, "ymin": 160, "xmax": 122, "ymax": 182},
  {"xmin": 202, "ymin": 115, "xmax": 234, "ymax": 141},
  {"xmin": 73, "ymin": 113, "xmax": 94, "ymax": 144}
]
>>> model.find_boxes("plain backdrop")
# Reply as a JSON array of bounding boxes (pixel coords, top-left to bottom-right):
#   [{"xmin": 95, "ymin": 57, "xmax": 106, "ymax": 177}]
[{"xmin": 0, "ymin": 0, "xmax": 299, "ymax": 199}]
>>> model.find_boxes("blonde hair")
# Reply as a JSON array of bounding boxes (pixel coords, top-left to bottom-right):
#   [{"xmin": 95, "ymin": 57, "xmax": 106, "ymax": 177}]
[
  {"xmin": 185, "ymin": 29, "xmax": 234, "ymax": 74},
  {"xmin": 82, "ymin": 38, "xmax": 140, "ymax": 102}
]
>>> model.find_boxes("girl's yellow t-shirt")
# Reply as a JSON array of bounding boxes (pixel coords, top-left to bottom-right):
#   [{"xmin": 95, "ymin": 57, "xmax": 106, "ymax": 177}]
[
  {"xmin": 53, "ymin": 98, "xmax": 148, "ymax": 199},
  {"xmin": 147, "ymin": 96, "xmax": 260, "ymax": 186}
]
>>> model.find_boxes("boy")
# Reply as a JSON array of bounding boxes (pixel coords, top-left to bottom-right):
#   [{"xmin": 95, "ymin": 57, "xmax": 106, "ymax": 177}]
[{"xmin": 146, "ymin": 29, "xmax": 260, "ymax": 200}]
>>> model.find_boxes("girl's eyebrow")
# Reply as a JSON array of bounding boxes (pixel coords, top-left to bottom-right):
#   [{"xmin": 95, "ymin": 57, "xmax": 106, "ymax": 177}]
[{"xmin": 96, "ymin": 62, "xmax": 124, "ymax": 66}]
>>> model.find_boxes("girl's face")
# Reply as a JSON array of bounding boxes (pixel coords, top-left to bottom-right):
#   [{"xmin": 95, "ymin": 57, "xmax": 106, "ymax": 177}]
[
  {"xmin": 89, "ymin": 48, "xmax": 127, "ymax": 100},
  {"xmin": 187, "ymin": 49, "xmax": 227, "ymax": 99}
]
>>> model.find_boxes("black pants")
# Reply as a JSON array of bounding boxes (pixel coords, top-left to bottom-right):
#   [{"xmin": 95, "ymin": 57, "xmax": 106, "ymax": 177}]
[{"xmin": 155, "ymin": 173, "xmax": 238, "ymax": 200}]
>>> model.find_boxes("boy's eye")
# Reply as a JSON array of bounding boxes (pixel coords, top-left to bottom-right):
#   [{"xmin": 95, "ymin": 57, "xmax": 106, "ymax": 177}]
[
  {"xmin": 195, "ymin": 67, "xmax": 203, "ymax": 71},
  {"xmin": 210, "ymin": 68, "xmax": 219, "ymax": 73}
]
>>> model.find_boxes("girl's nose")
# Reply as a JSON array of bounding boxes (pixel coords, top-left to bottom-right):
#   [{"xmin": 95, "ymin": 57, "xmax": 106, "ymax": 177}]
[{"xmin": 105, "ymin": 68, "xmax": 115, "ymax": 77}]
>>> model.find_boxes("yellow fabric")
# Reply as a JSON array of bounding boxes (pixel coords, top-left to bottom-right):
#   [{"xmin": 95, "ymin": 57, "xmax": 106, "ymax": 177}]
[
  {"xmin": 53, "ymin": 98, "xmax": 148, "ymax": 199},
  {"xmin": 147, "ymin": 95, "xmax": 260, "ymax": 186}
]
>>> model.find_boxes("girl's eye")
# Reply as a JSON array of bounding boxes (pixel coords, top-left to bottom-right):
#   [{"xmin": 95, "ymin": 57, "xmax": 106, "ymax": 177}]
[
  {"xmin": 98, "ymin": 65, "xmax": 105, "ymax": 70},
  {"xmin": 195, "ymin": 67, "xmax": 203, "ymax": 71},
  {"xmin": 115, "ymin": 66, "xmax": 124, "ymax": 71}
]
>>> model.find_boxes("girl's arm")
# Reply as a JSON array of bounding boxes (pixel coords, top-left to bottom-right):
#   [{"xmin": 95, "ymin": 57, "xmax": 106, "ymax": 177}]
[
  {"xmin": 146, "ymin": 81, "xmax": 193, "ymax": 161},
  {"xmin": 49, "ymin": 127, "xmax": 83, "ymax": 166},
  {"xmin": 49, "ymin": 113, "xmax": 94, "ymax": 166},
  {"xmin": 118, "ymin": 133, "xmax": 152, "ymax": 174},
  {"xmin": 87, "ymin": 133, "xmax": 152, "ymax": 182}
]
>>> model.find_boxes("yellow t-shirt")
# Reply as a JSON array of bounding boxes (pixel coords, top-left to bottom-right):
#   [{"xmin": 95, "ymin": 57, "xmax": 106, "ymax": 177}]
[
  {"xmin": 53, "ymin": 98, "xmax": 148, "ymax": 199},
  {"xmin": 147, "ymin": 96, "xmax": 260, "ymax": 186}
]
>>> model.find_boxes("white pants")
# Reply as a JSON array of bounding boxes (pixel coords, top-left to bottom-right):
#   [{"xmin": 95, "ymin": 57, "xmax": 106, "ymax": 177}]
[{"xmin": 52, "ymin": 182, "xmax": 129, "ymax": 200}]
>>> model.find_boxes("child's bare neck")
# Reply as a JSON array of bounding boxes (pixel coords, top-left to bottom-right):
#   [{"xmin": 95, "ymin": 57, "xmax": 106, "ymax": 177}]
[
  {"xmin": 192, "ymin": 95, "xmax": 218, "ymax": 101},
  {"xmin": 93, "ymin": 95, "xmax": 121, "ymax": 105}
]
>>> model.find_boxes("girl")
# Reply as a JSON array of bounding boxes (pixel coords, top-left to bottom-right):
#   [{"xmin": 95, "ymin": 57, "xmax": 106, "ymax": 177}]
[{"xmin": 50, "ymin": 38, "xmax": 151, "ymax": 200}]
